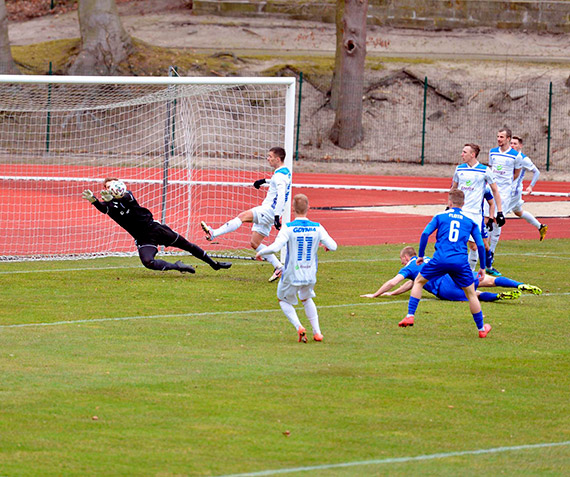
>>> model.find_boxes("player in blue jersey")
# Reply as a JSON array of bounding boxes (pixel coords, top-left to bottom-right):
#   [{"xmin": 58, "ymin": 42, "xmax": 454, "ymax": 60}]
[
  {"xmin": 256, "ymin": 194, "xmax": 337, "ymax": 343},
  {"xmin": 510, "ymin": 136, "xmax": 548, "ymax": 241},
  {"xmin": 452, "ymin": 143, "xmax": 505, "ymax": 271},
  {"xmin": 486, "ymin": 128, "xmax": 523, "ymax": 275},
  {"xmin": 200, "ymin": 147, "xmax": 292, "ymax": 282},
  {"xmin": 360, "ymin": 246, "xmax": 542, "ymax": 301},
  {"xmin": 399, "ymin": 189, "xmax": 492, "ymax": 338}
]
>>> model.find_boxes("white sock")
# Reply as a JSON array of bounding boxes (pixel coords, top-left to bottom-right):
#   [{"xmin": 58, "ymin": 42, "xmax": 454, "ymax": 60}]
[
  {"xmin": 256, "ymin": 244, "xmax": 282, "ymax": 269},
  {"xmin": 212, "ymin": 217, "xmax": 242, "ymax": 238},
  {"xmin": 279, "ymin": 301, "xmax": 302, "ymax": 330},
  {"xmin": 489, "ymin": 226, "xmax": 501, "ymax": 255},
  {"xmin": 521, "ymin": 211, "xmax": 541, "ymax": 229},
  {"xmin": 302, "ymin": 298, "xmax": 320, "ymax": 335},
  {"xmin": 468, "ymin": 249, "xmax": 478, "ymax": 271}
]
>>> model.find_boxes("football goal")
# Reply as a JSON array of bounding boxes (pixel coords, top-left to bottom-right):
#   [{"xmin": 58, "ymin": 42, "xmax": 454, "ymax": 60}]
[{"xmin": 0, "ymin": 75, "xmax": 296, "ymax": 261}]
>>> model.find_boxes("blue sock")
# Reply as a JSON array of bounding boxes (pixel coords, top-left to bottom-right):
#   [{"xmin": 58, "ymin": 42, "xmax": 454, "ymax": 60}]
[
  {"xmin": 473, "ymin": 311, "xmax": 484, "ymax": 330},
  {"xmin": 478, "ymin": 292, "xmax": 498, "ymax": 302},
  {"xmin": 494, "ymin": 277, "xmax": 521, "ymax": 288},
  {"xmin": 408, "ymin": 296, "xmax": 420, "ymax": 315},
  {"xmin": 486, "ymin": 250, "xmax": 494, "ymax": 267}
]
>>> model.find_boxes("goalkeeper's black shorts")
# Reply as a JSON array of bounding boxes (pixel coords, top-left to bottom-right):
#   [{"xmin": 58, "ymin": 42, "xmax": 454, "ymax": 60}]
[{"xmin": 134, "ymin": 222, "xmax": 179, "ymax": 248}]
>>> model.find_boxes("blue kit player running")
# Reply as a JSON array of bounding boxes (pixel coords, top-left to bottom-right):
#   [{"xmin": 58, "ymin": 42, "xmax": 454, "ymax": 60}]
[
  {"xmin": 256, "ymin": 194, "xmax": 337, "ymax": 343},
  {"xmin": 400, "ymin": 189, "xmax": 492, "ymax": 338},
  {"xmin": 360, "ymin": 246, "xmax": 542, "ymax": 301}
]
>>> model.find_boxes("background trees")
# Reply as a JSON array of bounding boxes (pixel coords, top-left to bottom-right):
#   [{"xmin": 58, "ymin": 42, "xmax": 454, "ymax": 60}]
[
  {"xmin": 0, "ymin": 0, "xmax": 20, "ymax": 74},
  {"xmin": 69, "ymin": 0, "xmax": 132, "ymax": 75},
  {"xmin": 329, "ymin": 0, "xmax": 368, "ymax": 149}
]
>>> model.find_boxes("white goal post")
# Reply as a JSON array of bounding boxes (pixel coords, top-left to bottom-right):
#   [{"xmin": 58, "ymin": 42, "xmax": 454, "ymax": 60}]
[{"xmin": 0, "ymin": 75, "xmax": 296, "ymax": 261}]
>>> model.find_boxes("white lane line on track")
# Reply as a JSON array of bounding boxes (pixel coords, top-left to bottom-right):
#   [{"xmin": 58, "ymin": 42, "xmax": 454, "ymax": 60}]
[{"xmin": 215, "ymin": 441, "xmax": 570, "ymax": 477}]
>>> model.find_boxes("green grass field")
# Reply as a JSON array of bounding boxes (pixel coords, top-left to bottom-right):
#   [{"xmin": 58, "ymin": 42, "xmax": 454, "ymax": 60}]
[{"xmin": 1, "ymin": 240, "xmax": 568, "ymax": 476}]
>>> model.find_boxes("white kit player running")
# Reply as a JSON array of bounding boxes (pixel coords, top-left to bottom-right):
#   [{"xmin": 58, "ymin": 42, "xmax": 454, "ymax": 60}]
[
  {"xmin": 510, "ymin": 135, "xmax": 548, "ymax": 241},
  {"xmin": 201, "ymin": 147, "xmax": 292, "ymax": 282},
  {"xmin": 256, "ymin": 194, "xmax": 337, "ymax": 343},
  {"xmin": 486, "ymin": 127, "xmax": 523, "ymax": 276},
  {"xmin": 452, "ymin": 143, "xmax": 505, "ymax": 271}
]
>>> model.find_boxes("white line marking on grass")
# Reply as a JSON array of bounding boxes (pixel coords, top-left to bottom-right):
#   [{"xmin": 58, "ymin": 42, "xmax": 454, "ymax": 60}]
[
  {"xmin": 0, "ymin": 265, "xmax": 142, "ymax": 275},
  {"xmin": 216, "ymin": 441, "xmax": 570, "ymax": 477},
  {"xmin": 2, "ymin": 294, "xmax": 568, "ymax": 329},
  {"xmin": 2, "ymin": 251, "xmax": 569, "ymax": 275}
]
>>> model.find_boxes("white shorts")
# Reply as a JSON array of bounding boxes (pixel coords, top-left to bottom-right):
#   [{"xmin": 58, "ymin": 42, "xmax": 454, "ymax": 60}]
[
  {"xmin": 462, "ymin": 210, "xmax": 484, "ymax": 242},
  {"xmin": 251, "ymin": 205, "xmax": 275, "ymax": 237},
  {"xmin": 510, "ymin": 194, "xmax": 524, "ymax": 214},
  {"xmin": 277, "ymin": 282, "xmax": 316, "ymax": 305},
  {"xmin": 498, "ymin": 189, "xmax": 518, "ymax": 215}
]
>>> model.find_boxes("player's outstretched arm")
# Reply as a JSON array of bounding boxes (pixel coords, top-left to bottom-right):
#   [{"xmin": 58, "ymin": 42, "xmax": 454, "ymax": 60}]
[
  {"xmin": 253, "ymin": 178, "xmax": 267, "ymax": 189},
  {"xmin": 381, "ymin": 280, "xmax": 413, "ymax": 296},
  {"xmin": 361, "ymin": 274, "xmax": 405, "ymax": 298}
]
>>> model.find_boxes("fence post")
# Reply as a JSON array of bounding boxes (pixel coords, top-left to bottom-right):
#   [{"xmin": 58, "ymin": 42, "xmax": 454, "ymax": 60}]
[
  {"xmin": 295, "ymin": 72, "xmax": 303, "ymax": 161},
  {"xmin": 546, "ymin": 81, "xmax": 552, "ymax": 171},
  {"xmin": 45, "ymin": 62, "xmax": 52, "ymax": 154},
  {"xmin": 421, "ymin": 76, "xmax": 428, "ymax": 166}
]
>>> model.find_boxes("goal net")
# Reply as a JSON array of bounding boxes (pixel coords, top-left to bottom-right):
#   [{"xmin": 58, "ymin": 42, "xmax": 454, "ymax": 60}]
[{"xmin": 0, "ymin": 75, "xmax": 295, "ymax": 261}]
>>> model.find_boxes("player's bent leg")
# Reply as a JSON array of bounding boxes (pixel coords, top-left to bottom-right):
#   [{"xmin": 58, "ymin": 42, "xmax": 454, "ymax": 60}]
[
  {"xmin": 138, "ymin": 245, "xmax": 181, "ymax": 272},
  {"xmin": 171, "ymin": 236, "xmax": 230, "ymax": 270}
]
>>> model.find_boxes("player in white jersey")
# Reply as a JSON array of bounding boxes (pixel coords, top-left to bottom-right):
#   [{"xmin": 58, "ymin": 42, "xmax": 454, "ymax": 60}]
[
  {"xmin": 451, "ymin": 143, "xmax": 505, "ymax": 271},
  {"xmin": 256, "ymin": 194, "xmax": 337, "ymax": 343},
  {"xmin": 510, "ymin": 136, "xmax": 548, "ymax": 241},
  {"xmin": 486, "ymin": 128, "xmax": 523, "ymax": 276},
  {"xmin": 201, "ymin": 147, "xmax": 292, "ymax": 282}
]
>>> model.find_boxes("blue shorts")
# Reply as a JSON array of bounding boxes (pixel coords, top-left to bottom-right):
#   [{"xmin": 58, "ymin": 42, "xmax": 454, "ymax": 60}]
[
  {"xmin": 434, "ymin": 273, "xmax": 480, "ymax": 301},
  {"xmin": 420, "ymin": 256, "xmax": 475, "ymax": 290}
]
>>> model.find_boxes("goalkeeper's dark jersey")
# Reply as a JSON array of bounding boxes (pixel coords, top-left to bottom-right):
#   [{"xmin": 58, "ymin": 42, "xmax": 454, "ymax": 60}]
[{"xmin": 92, "ymin": 191, "xmax": 155, "ymax": 240}]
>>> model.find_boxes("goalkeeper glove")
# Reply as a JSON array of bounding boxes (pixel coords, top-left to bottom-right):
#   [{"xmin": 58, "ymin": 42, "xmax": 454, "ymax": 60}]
[
  {"xmin": 81, "ymin": 189, "xmax": 97, "ymax": 203},
  {"xmin": 101, "ymin": 189, "xmax": 114, "ymax": 202},
  {"xmin": 485, "ymin": 217, "xmax": 494, "ymax": 232},
  {"xmin": 495, "ymin": 211, "xmax": 506, "ymax": 227},
  {"xmin": 274, "ymin": 216, "xmax": 282, "ymax": 230},
  {"xmin": 253, "ymin": 178, "xmax": 266, "ymax": 189}
]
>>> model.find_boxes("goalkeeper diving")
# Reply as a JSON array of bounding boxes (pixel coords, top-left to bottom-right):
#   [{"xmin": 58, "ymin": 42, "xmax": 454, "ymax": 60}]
[{"xmin": 82, "ymin": 178, "xmax": 231, "ymax": 274}]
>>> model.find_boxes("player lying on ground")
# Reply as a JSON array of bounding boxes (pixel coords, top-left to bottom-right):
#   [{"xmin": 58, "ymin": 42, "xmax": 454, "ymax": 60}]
[
  {"xmin": 82, "ymin": 178, "xmax": 231, "ymax": 274},
  {"xmin": 201, "ymin": 147, "xmax": 292, "ymax": 282},
  {"xmin": 400, "ymin": 189, "xmax": 492, "ymax": 338},
  {"xmin": 256, "ymin": 194, "xmax": 337, "ymax": 343},
  {"xmin": 360, "ymin": 246, "xmax": 542, "ymax": 302}
]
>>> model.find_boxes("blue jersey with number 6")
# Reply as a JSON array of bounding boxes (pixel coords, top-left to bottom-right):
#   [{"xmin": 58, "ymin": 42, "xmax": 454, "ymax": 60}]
[{"xmin": 419, "ymin": 208, "xmax": 484, "ymax": 263}]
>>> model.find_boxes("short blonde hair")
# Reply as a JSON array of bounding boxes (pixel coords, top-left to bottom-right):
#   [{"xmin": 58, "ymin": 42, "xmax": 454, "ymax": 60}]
[
  {"xmin": 449, "ymin": 189, "xmax": 465, "ymax": 207},
  {"xmin": 293, "ymin": 193, "xmax": 309, "ymax": 215}
]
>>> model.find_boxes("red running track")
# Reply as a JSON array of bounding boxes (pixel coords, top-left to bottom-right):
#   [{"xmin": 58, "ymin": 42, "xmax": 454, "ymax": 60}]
[{"xmin": 293, "ymin": 173, "xmax": 570, "ymax": 246}]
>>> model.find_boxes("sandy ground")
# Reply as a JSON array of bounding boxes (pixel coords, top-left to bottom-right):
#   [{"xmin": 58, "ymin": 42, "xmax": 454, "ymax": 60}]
[
  {"xmin": 7, "ymin": 1, "xmax": 570, "ymax": 189},
  {"xmin": 9, "ymin": 0, "xmax": 570, "ymax": 66}
]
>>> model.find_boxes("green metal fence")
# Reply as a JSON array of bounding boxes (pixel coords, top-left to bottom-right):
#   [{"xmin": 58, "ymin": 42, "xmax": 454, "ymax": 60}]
[{"xmin": 294, "ymin": 73, "xmax": 570, "ymax": 173}]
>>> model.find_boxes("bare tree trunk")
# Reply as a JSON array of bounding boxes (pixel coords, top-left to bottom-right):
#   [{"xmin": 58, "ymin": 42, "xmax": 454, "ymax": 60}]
[
  {"xmin": 330, "ymin": 0, "xmax": 367, "ymax": 149},
  {"xmin": 0, "ymin": 0, "xmax": 20, "ymax": 74},
  {"xmin": 70, "ymin": 0, "xmax": 132, "ymax": 75}
]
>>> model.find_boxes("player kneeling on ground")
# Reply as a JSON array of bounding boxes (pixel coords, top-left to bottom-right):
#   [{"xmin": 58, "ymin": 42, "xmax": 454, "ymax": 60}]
[
  {"xmin": 256, "ymin": 194, "xmax": 337, "ymax": 342},
  {"xmin": 82, "ymin": 178, "xmax": 231, "ymax": 274}
]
